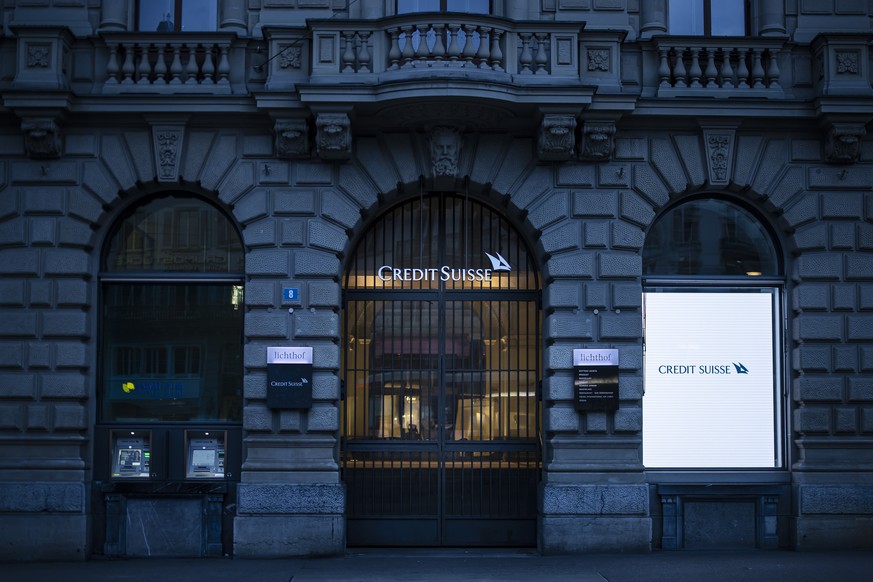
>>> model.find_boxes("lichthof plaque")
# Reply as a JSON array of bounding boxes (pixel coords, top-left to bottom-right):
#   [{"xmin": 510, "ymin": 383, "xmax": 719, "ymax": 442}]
[
  {"xmin": 573, "ymin": 348, "xmax": 619, "ymax": 412},
  {"xmin": 266, "ymin": 346, "xmax": 313, "ymax": 409}
]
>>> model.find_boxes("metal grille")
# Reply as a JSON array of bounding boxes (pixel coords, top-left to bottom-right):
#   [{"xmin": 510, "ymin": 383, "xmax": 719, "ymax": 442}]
[{"xmin": 343, "ymin": 194, "xmax": 540, "ymax": 547}]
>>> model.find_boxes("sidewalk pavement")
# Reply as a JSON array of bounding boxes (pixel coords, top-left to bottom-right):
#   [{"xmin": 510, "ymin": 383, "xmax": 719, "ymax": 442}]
[{"xmin": 3, "ymin": 549, "xmax": 872, "ymax": 582}]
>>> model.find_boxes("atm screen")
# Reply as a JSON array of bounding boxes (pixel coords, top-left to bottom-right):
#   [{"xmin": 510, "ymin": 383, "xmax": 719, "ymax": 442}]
[
  {"xmin": 117, "ymin": 448, "xmax": 142, "ymax": 471},
  {"xmin": 192, "ymin": 448, "xmax": 216, "ymax": 469}
]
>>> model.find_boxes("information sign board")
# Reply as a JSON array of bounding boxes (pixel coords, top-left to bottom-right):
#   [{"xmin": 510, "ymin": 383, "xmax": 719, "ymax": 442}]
[
  {"xmin": 573, "ymin": 348, "xmax": 619, "ymax": 411},
  {"xmin": 266, "ymin": 346, "xmax": 313, "ymax": 409}
]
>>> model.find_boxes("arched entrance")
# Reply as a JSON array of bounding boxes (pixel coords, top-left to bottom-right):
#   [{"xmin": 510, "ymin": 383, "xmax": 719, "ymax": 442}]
[{"xmin": 342, "ymin": 194, "xmax": 541, "ymax": 547}]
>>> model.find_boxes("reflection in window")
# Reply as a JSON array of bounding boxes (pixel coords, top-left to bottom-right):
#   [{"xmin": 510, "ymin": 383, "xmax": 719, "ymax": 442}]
[
  {"xmin": 102, "ymin": 283, "xmax": 243, "ymax": 422},
  {"xmin": 397, "ymin": 0, "xmax": 490, "ymax": 13},
  {"xmin": 138, "ymin": 0, "xmax": 218, "ymax": 32},
  {"xmin": 643, "ymin": 198, "xmax": 779, "ymax": 277},
  {"xmin": 669, "ymin": 0, "xmax": 747, "ymax": 36},
  {"xmin": 104, "ymin": 196, "xmax": 244, "ymax": 274}
]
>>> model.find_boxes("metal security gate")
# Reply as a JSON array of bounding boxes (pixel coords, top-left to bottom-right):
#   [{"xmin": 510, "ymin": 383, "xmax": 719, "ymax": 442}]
[{"xmin": 342, "ymin": 194, "xmax": 541, "ymax": 547}]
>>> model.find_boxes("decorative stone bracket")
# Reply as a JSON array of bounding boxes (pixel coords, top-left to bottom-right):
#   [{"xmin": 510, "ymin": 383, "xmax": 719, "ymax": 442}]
[
  {"xmin": 538, "ymin": 115, "xmax": 577, "ymax": 162},
  {"xmin": 275, "ymin": 119, "xmax": 310, "ymax": 159},
  {"xmin": 315, "ymin": 113, "xmax": 351, "ymax": 161},
  {"xmin": 21, "ymin": 117, "xmax": 62, "ymax": 159},
  {"xmin": 578, "ymin": 120, "xmax": 616, "ymax": 162},
  {"xmin": 825, "ymin": 122, "xmax": 866, "ymax": 164}
]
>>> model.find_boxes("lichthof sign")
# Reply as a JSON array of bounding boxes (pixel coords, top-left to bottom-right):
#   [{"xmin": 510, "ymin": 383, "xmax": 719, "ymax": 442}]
[
  {"xmin": 266, "ymin": 346, "xmax": 313, "ymax": 409},
  {"xmin": 573, "ymin": 348, "xmax": 619, "ymax": 412}
]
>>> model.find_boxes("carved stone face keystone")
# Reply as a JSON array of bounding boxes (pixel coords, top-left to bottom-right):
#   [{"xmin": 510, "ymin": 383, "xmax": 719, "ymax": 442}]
[{"xmin": 429, "ymin": 126, "xmax": 462, "ymax": 177}]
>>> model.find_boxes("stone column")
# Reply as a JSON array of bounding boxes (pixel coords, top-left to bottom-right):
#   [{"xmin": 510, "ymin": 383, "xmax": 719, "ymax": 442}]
[
  {"xmin": 220, "ymin": 0, "xmax": 247, "ymax": 34},
  {"xmin": 759, "ymin": 0, "xmax": 786, "ymax": 37},
  {"xmin": 360, "ymin": 0, "xmax": 385, "ymax": 19},
  {"xmin": 99, "ymin": 1, "xmax": 129, "ymax": 32},
  {"xmin": 640, "ymin": 0, "xmax": 667, "ymax": 38},
  {"xmin": 505, "ymin": 0, "xmax": 530, "ymax": 20}
]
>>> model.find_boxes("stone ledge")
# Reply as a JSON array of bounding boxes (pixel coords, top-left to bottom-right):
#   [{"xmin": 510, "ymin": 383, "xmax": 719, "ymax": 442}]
[
  {"xmin": 237, "ymin": 482, "xmax": 344, "ymax": 514},
  {"xmin": 0, "ymin": 481, "xmax": 84, "ymax": 512},
  {"xmin": 800, "ymin": 484, "xmax": 873, "ymax": 514},
  {"xmin": 541, "ymin": 483, "xmax": 648, "ymax": 516}
]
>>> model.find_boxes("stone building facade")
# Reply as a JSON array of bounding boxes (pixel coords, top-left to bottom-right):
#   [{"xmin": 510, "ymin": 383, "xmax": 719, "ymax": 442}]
[{"xmin": 1, "ymin": 0, "xmax": 872, "ymax": 560}]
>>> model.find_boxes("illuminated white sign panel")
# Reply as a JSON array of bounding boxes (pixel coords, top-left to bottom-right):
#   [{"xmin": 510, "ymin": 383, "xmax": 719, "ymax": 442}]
[
  {"xmin": 377, "ymin": 252, "xmax": 511, "ymax": 283},
  {"xmin": 643, "ymin": 291, "xmax": 778, "ymax": 468}
]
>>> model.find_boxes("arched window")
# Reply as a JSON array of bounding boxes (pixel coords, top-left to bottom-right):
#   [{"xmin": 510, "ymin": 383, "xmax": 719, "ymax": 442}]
[
  {"xmin": 100, "ymin": 195, "xmax": 244, "ymax": 423},
  {"xmin": 642, "ymin": 197, "xmax": 784, "ymax": 469},
  {"xmin": 643, "ymin": 197, "xmax": 779, "ymax": 277}
]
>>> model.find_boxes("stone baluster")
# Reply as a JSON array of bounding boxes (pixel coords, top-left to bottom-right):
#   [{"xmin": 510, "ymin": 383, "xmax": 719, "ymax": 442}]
[
  {"xmin": 137, "ymin": 44, "xmax": 150, "ymax": 84},
  {"xmin": 169, "ymin": 44, "xmax": 183, "ymax": 84},
  {"xmin": 202, "ymin": 44, "xmax": 216, "ymax": 83},
  {"xmin": 121, "ymin": 43, "xmax": 135, "ymax": 84},
  {"xmin": 446, "ymin": 24, "xmax": 461, "ymax": 61},
  {"xmin": 704, "ymin": 48, "xmax": 718, "ymax": 88},
  {"xmin": 750, "ymin": 48, "xmax": 765, "ymax": 88},
  {"xmin": 415, "ymin": 24, "xmax": 429, "ymax": 64},
  {"xmin": 671, "ymin": 47, "xmax": 687, "ymax": 88},
  {"xmin": 183, "ymin": 45, "xmax": 198, "ymax": 85},
  {"xmin": 358, "ymin": 32, "xmax": 372, "ymax": 73},
  {"xmin": 106, "ymin": 43, "xmax": 120, "ymax": 84},
  {"xmin": 688, "ymin": 47, "xmax": 702, "ymax": 88},
  {"xmin": 401, "ymin": 26, "xmax": 415, "ymax": 67},
  {"xmin": 766, "ymin": 48, "xmax": 781, "ymax": 88},
  {"xmin": 462, "ymin": 25, "xmax": 477, "ymax": 66},
  {"xmin": 736, "ymin": 47, "xmax": 750, "ymax": 88},
  {"xmin": 154, "ymin": 44, "xmax": 168, "ymax": 83},
  {"xmin": 477, "ymin": 27, "xmax": 491, "ymax": 69},
  {"xmin": 490, "ymin": 29, "xmax": 504, "ymax": 71},
  {"xmin": 519, "ymin": 33, "xmax": 533, "ymax": 75},
  {"xmin": 657, "ymin": 48, "xmax": 670, "ymax": 87},
  {"xmin": 387, "ymin": 28, "xmax": 402, "ymax": 70},
  {"xmin": 217, "ymin": 44, "xmax": 230, "ymax": 85},
  {"xmin": 720, "ymin": 47, "xmax": 734, "ymax": 88},
  {"xmin": 534, "ymin": 33, "xmax": 548, "ymax": 74},
  {"xmin": 432, "ymin": 24, "xmax": 445, "ymax": 61},
  {"xmin": 342, "ymin": 32, "xmax": 356, "ymax": 73}
]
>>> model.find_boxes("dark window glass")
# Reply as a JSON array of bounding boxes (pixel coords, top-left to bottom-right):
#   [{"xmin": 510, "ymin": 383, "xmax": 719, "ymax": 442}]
[
  {"xmin": 643, "ymin": 198, "xmax": 779, "ymax": 277},
  {"xmin": 669, "ymin": 0, "xmax": 748, "ymax": 36},
  {"xmin": 100, "ymin": 195, "xmax": 243, "ymax": 423},
  {"xmin": 101, "ymin": 283, "xmax": 243, "ymax": 422},
  {"xmin": 397, "ymin": 0, "xmax": 490, "ymax": 13},
  {"xmin": 137, "ymin": 0, "xmax": 217, "ymax": 32},
  {"xmin": 104, "ymin": 197, "xmax": 244, "ymax": 274}
]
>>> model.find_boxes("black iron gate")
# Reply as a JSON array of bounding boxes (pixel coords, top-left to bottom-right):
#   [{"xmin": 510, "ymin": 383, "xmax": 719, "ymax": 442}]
[{"xmin": 342, "ymin": 195, "xmax": 541, "ymax": 547}]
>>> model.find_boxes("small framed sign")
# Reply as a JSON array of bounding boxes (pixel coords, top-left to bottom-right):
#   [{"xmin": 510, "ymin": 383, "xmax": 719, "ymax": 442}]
[
  {"xmin": 266, "ymin": 346, "xmax": 313, "ymax": 409},
  {"xmin": 573, "ymin": 348, "xmax": 619, "ymax": 412}
]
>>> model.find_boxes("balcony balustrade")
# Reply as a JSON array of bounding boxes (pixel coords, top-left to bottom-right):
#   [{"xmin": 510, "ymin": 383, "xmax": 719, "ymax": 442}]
[
  {"xmin": 100, "ymin": 33, "xmax": 239, "ymax": 94},
  {"xmin": 294, "ymin": 14, "xmax": 583, "ymax": 83},
  {"xmin": 654, "ymin": 37, "xmax": 786, "ymax": 98}
]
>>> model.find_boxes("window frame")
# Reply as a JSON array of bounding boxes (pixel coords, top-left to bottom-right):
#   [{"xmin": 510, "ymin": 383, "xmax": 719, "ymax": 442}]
[
  {"xmin": 135, "ymin": 0, "xmax": 218, "ymax": 33},
  {"xmin": 668, "ymin": 0, "xmax": 752, "ymax": 37},
  {"xmin": 642, "ymin": 196, "xmax": 787, "ymax": 471},
  {"xmin": 641, "ymin": 283, "xmax": 786, "ymax": 470},
  {"xmin": 396, "ymin": 0, "xmax": 492, "ymax": 14},
  {"xmin": 98, "ymin": 194, "xmax": 245, "ymax": 425}
]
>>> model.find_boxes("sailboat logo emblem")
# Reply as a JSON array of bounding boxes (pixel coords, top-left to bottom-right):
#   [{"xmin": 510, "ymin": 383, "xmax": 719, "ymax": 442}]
[{"xmin": 484, "ymin": 252, "xmax": 511, "ymax": 272}]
